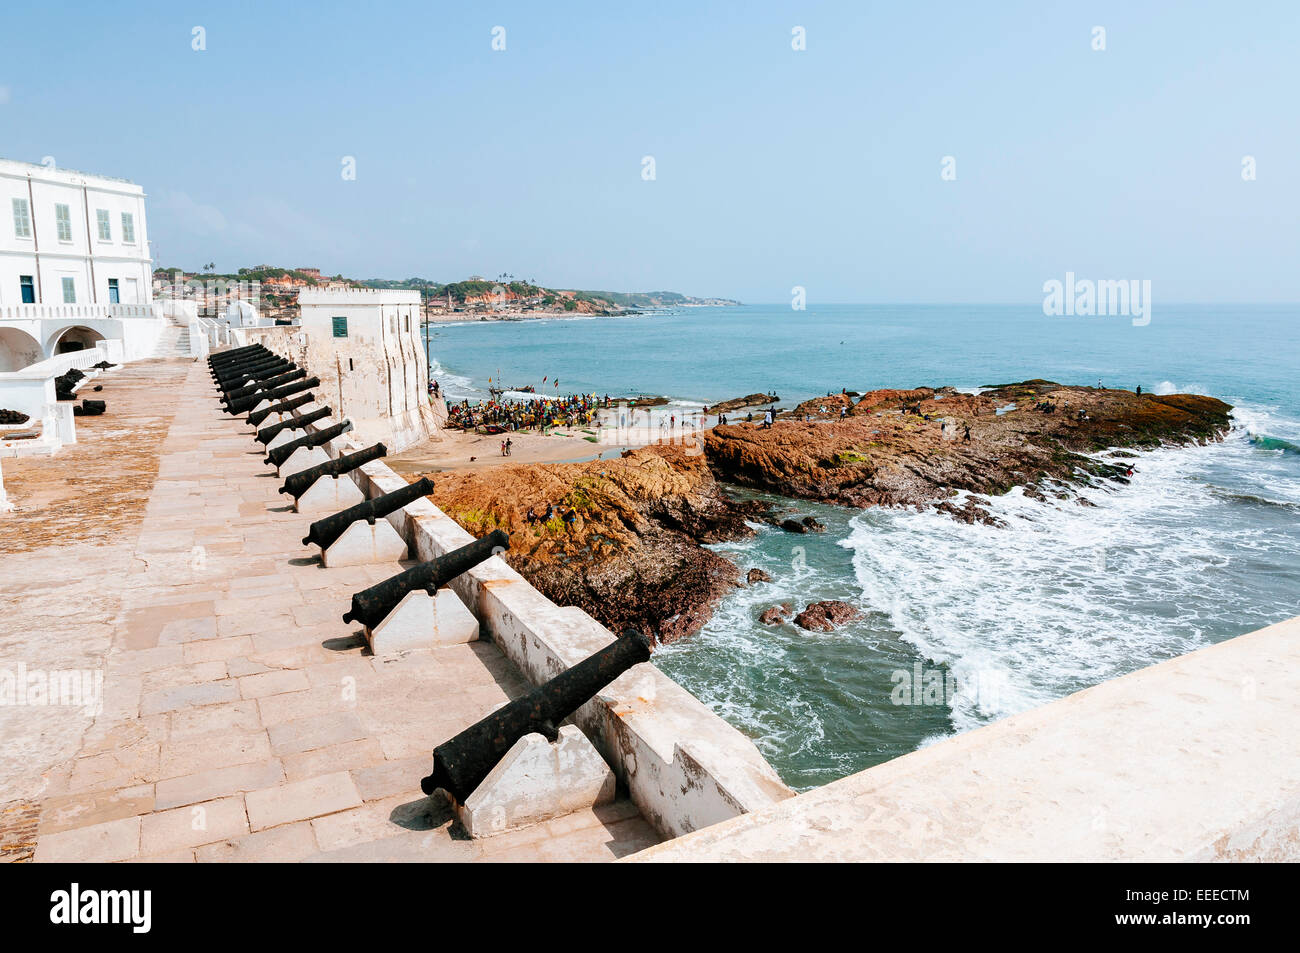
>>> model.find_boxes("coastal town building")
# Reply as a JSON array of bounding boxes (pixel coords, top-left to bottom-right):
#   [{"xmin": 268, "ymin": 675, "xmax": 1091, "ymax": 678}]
[{"xmin": 0, "ymin": 158, "xmax": 163, "ymax": 371}]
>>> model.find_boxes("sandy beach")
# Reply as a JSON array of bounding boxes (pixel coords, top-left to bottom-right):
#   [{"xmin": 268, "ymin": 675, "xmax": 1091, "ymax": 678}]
[{"xmin": 387, "ymin": 424, "xmax": 626, "ymax": 475}]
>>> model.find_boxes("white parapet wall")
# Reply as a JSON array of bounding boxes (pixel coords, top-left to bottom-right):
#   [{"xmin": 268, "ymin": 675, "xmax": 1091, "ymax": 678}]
[
  {"xmin": 625, "ymin": 614, "xmax": 1300, "ymax": 862},
  {"xmin": 265, "ymin": 402, "xmax": 795, "ymax": 838}
]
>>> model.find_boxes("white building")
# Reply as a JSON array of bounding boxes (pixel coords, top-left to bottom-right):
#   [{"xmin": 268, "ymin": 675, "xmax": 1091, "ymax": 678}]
[
  {"xmin": 245, "ymin": 288, "xmax": 439, "ymax": 451},
  {"xmin": 0, "ymin": 158, "xmax": 165, "ymax": 371}
]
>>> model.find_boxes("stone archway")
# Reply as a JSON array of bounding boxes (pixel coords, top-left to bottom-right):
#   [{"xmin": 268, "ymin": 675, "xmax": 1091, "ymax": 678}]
[
  {"xmin": 46, "ymin": 325, "xmax": 106, "ymax": 357},
  {"xmin": 0, "ymin": 327, "xmax": 44, "ymax": 371}
]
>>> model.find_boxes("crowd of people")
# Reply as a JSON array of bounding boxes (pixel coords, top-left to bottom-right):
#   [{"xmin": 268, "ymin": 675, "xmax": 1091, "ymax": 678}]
[{"xmin": 444, "ymin": 392, "xmax": 602, "ymax": 433}]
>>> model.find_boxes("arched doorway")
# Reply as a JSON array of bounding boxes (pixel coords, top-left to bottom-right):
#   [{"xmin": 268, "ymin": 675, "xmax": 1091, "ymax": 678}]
[
  {"xmin": 0, "ymin": 327, "xmax": 44, "ymax": 371},
  {"xmin": 47, "ymin": 325, "xmax": 106, "ymax": 357}
]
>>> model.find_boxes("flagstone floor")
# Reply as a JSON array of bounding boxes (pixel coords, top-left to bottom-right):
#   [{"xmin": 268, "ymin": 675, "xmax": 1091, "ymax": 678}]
[{"xmin": 0, "ymin": 357, "xmax": 660, "ymax": 862}]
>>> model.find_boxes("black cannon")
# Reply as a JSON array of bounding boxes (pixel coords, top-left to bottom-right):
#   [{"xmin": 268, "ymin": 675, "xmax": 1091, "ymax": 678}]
[
  {"xmin": 419, "ymin": 629, "xmax": 651, "ymax": 803},
  {"xmin": 211, "ymin": 350, "xmax": 280, "ymax": 376},
  {"xmin": 228, "ymin": 376, "xmax": 320, "ymax": 416},
  {"xmin": 214, "ymin": 357, "xmax": 291, "ymax": 388},
  {"xmin": 265, "ymin": 419, "xmax": 352, "ymax": 467},
  {"xmin": 341, "ymin": 529, "xmax": 507, "ymax": 629},
  {"xmin": 222, "ymin": 367, "xmax": 304, "ymax": 404},
  {"xmin": 247, "ymin": 392, "xmax": 315, "ymax": 428},
  {"xmin": 278, "ymin": 442, "xmax": 388, "ymax": 499},
  {"xmin": 214, "ymin": 364, "xmax": 288, "ymax": 392},
  {"xmin": 302, "ymin": 476, "xmax": 434, "ymax": 550},
  {"xmin": 209, "ymin": 344, "xmax": 264, "ymax": 366},
  {"xmin": 256, "ymin": 405, "xmax": 333, "ymax": 445}
]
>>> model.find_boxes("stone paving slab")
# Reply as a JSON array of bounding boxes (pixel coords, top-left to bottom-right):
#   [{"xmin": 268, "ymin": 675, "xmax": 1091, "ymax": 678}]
[{"xmin": 4, "ymin": 359, "xmax": 661, "ymax": 862}]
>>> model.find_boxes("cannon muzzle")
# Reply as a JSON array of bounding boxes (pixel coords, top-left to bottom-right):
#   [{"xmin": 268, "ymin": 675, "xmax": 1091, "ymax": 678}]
[
  {"xmin": 278, "ymin": 442, "xmax": 388, "ymax": 498},
  {"xmin": 265, "ymin": 420, "xmax": 352, "ymax": 467},
  {"xmin": 341, "ymin": 528, "xmax": 507, "ymax": 629},
  {"xmin": 302, "ymin": 476, "xmax": 434, "ymax": 550},
  {"xmin": 419, "ymin": 628, "xmax": 651, "ymax": 802}
]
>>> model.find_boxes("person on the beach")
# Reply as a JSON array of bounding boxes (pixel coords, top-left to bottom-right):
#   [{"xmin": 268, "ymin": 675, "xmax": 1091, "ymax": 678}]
[
  {"xmin": 963, "ymin": 424, "xmax": 971, "ymax": 443},
  {"xmin": 1136, "ymin": 384, "xmax": 1142, "ymax": 396},
  {"xmin": 505, "ymin": 438, "xmax": 512, "ymax": 456},
  {"xmin": 762, "ymin": 409, "xmax": 773, "ymax": 429}
]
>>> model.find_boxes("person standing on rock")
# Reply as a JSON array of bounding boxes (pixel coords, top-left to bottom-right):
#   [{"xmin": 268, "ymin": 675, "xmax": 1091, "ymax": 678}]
[
  {"xmin": 963, "ymin": 424, "xmax": 971, "ymax": 443},
  {"xmin": 762, "ymin": 408, "xmax": 773, "ymax": 429}
]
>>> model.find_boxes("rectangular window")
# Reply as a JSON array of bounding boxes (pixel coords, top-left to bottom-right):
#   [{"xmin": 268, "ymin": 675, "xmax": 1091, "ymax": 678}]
[
  {"xmin": 332, "ymin": 316, "xmax": 348, "ymax": 338},
  {"xmin": 20, "ymin": 275, "xmax": 35, "ymax": 304},
  {"xmin": 108, "ymin": 278, "xmax": 120, "ymax": 303},
  {"xmin": 96, "ymin": 209, "xmax": 112, "ymax": 241},
  {"xmin": 55, "ymin": 203, "xmax": 73, "ymax": 241},
  {"xmin": 12, "ymin": 198, "xmax": 31, "ymax": 238},
  {"xmin": 121, "ymin": 211, "xmax": 136, "ymax": 244},
  {"xmin": 61, "ymin": 276, "xmax": 76, "ymax": 303}
]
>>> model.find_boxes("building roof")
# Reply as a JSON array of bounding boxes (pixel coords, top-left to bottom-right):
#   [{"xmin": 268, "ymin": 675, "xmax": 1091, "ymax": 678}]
[{"xmin": 0, "ymin": 157, "xmax": 144, "ymax": 193}]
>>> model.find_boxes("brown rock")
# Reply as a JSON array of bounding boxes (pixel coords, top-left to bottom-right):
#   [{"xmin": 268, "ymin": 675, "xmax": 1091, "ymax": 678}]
[
  {"xmin": 759, "ymin": 606, "xmax": 788, "ymax": 625},
  {"xmin": 793, "ymin": 600, "xmax": 861, "ymax": 632},
  {"xmin": 746, "ymin": 568, "xmax": 772, "ymax": 584}
]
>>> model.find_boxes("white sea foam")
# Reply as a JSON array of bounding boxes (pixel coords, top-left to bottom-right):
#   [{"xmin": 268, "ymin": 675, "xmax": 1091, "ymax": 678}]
[
  {"xmin": 427, "ymin": 358, "xmax": 481, "ymax": 401},
  {"xmin": 842, "ymin": 405, "xmax": 1300, "ymax": 735}
]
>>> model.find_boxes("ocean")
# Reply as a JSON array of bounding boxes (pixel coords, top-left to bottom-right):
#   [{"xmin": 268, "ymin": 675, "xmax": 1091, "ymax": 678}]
[{"xmin": 426, "ymin": 304, "xmax": 1300, "ymax": 791}]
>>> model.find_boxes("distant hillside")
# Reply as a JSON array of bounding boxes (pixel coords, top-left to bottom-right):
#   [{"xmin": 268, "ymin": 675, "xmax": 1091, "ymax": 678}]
[
  {"xmin": 155, "ymin": 266, "xmax": 741, "ymax": 311},
  {"xmin": 353, "ymin": 277, "xmax": 740, "ymax": 309},
  {"xmin": 565, "ymin": 290, "xmax": 742, "ymax": 309}
]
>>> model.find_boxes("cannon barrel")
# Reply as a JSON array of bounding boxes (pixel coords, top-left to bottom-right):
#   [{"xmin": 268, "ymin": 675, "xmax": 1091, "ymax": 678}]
[
  {"xmin": 211, "ymin": 351, "xmax": 281, "ymax": 375},
  {"xmin": 214, "ymin": 361, "xmax": 290, "ymax": 390},
  {"xmin": 214, "ymin": 357, "xmax": 291, "ymax": 386},
  {"xmin": 278, "ymin": 442, "xmax": 387, "ymax": 498},
  {"xmin": 341, "ymin": 529, "xmax": 507, "ymax": 629},
  {"xmin": 223, "ymin": 367, "xmax": 304, "ymax": 404},
  {"xmin": 265, "ymin": 419, "xmax": 352, "ymax": 467},
  {"xmin": 228, "ymin": 376, "xmax": 320, "ymax": 416},
  {"xmin": 420, "ymin": 629, "xmax": 651, "ymax": 802},
  {"xmin": 247, "ymin": 392, "xmax": 315, "ymax": 428},
  {"xmin": 219, "ymin": 360, "xmax": 297, "ymax": 389},
  {"xmin": 256, "ymin": 405, "xmax": 332, "ymax": 445},
  {"xmin": 302, "ymin": 476, "xmax": 435, "ymax": 550},
  {"xmin": 209, "ymin": 345, "xmax": 265, "ymax": 366}
]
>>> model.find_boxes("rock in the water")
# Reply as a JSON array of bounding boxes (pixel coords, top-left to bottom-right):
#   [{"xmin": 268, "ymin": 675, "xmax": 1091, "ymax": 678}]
[
  {"xmin": 794, "ymin": 600, "xmax": 860, "ymax": 632},
  {"xmin": 779, "ymin": 518, "xmax": 808, "ymax": 533},
  {"xmin": 746, "ymin": 568, "xmax": 772, "ymax": 584},
  {"xmin": 759, "ymin": 604, "xmax": 790, "ymax": 625},
  {"xmin": 800, "ymin": 516, "xmax": 825, "ymax": 532}
]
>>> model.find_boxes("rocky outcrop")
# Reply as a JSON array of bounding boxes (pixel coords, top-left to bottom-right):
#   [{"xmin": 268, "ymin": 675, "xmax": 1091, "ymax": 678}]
[
  {"xmin": 703, "ymin": 382, "xmax": 1231, "ymax": 512},
  {"xmin": 760, "ymin": 603, "xmax": 793, "ymax": 625},
  {"xmin": 712, "ymin": 393, "xmax": 778, "ymax": 413},
  {"xmin": 793, "ymin": 601, "xmax": 860, "ymax": 631},
  {"xmin": 418, "ymin": 380, "xmax": 1231, "ymax": 646},
  {"xmin": 746, "ymin": 568, "xmax": 772, "ymax": 584},
  {"xmin": 422, "ymin": 446, "xmax": 770, "ymax": 646}
]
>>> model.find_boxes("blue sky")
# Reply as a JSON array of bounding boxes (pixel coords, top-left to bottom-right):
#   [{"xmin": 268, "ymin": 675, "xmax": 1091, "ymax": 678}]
[{"xmin": 2, "ymin": 1, "xmax": 1297, "ymax": 302}]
